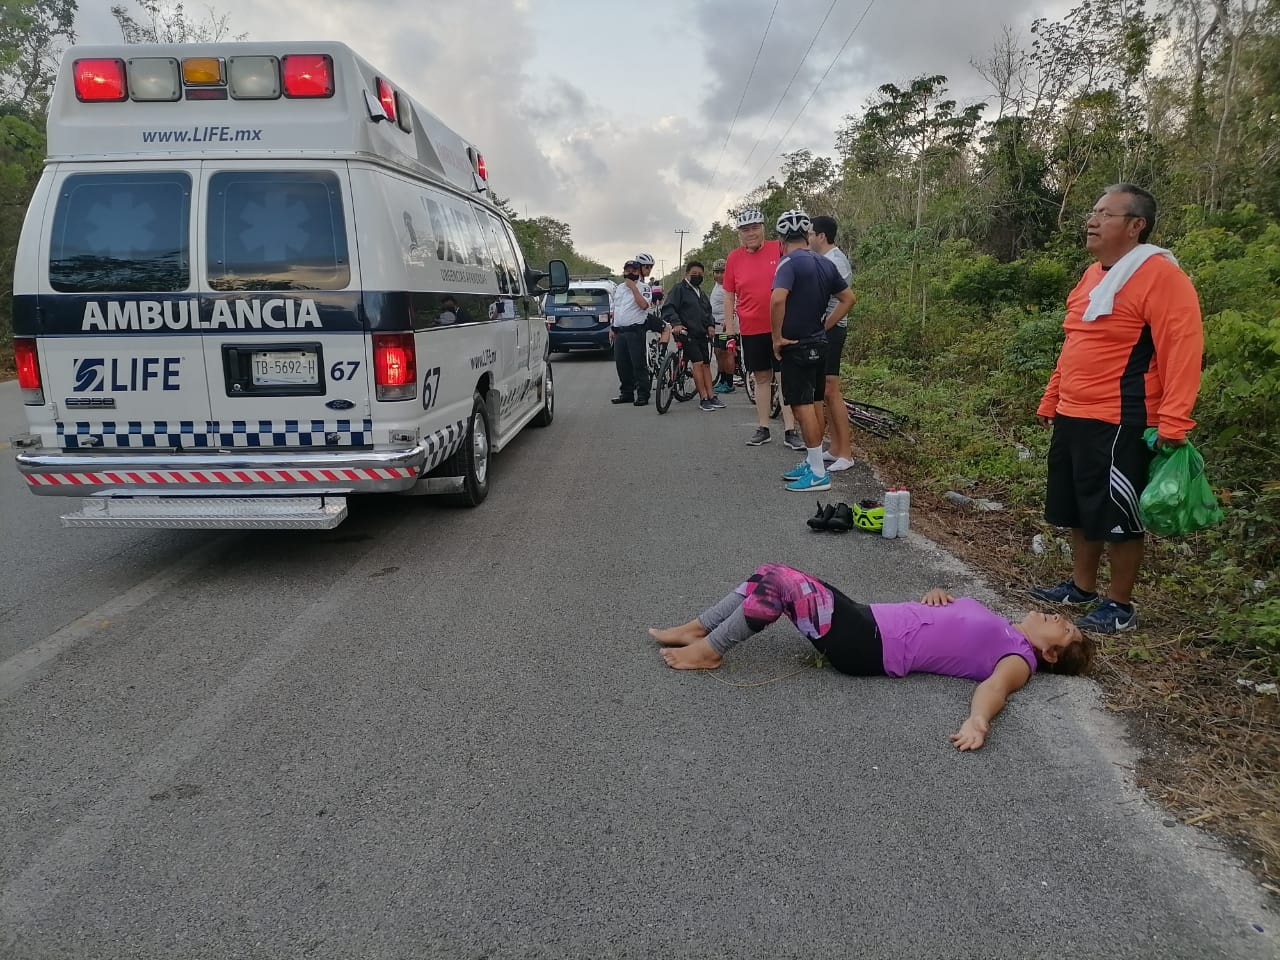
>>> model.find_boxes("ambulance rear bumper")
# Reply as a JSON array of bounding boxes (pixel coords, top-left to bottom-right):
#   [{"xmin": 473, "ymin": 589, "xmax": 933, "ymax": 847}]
[{"xmin": 15, "ymin": 445, "xmax": 428, "ymax": 497}]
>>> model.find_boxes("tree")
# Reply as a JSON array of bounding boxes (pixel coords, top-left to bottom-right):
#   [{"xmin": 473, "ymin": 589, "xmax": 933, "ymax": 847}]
[
  {"xmin": 0, "ymin": 0, "xmax": 77, "ymax": 110},
  {"xmin": 110, "ymin": 1, "xmax": 247, "ymax": 43}
]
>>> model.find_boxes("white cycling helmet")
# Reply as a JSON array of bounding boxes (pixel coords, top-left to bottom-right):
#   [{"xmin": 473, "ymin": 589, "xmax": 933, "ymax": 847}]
[
  {"xmin": 734, "ymin": 208, "xmax": 765, "ymax": 229},
  {"xmin": 634, "ymin": 253, "xmax": 655, "ymax": 266},
  {"xmin": 775, "ymin": 209, "xmax": 811, "ymax": 236}
]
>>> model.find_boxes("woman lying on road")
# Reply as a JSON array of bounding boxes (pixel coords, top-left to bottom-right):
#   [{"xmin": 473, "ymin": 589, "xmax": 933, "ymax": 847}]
[{"xmin": 650, "ymin": 563, "xmax": 1093, "ymax": 751}]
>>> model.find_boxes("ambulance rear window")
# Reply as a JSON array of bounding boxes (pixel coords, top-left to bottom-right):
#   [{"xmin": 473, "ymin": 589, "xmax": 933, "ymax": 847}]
[
  {"xmin": 208, "ymin": 171, "xmax": 349, "ymax": 291},
  {"xmin": 49, "ymin": 172, "xmax": 191, "ymax": 293}
]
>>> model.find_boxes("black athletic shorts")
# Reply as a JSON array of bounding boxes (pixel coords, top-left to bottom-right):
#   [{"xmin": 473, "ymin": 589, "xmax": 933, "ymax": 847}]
[
  {"xmin": 810, "ymin": 584, "xmax": 887, "ymax": 676},
  {"xmin": 779, "ymin": 341, "xmax": 826, "ymax": 407},
  {"xmin": 740, "ymin": 332, "xmax": 780, "ymax": 373},
  {"xmin": 824, "ymin": 323, "xmax": 847, "ymax": 377},
  {"xmin": 682, "ymin": 332, "xmax": 710, "ymax": 365},
  {"xmin": 1045, "ymin": 414, "xmax": 1153, "ymax": 542}
]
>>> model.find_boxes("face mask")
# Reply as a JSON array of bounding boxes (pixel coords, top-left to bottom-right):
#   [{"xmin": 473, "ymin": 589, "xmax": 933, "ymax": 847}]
[
  {"xmin": 624, "ymin": 273, "xmax": 639, "ymax": 281},
  {"xmin": 688, "ymin": 275, "xmax": 703, "ymax": 286}
]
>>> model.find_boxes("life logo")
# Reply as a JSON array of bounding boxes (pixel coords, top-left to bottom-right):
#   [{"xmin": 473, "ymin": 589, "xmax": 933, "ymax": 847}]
[{"xmin": 72, "ymin": 357, "xmax": 182, "ymax": 392}]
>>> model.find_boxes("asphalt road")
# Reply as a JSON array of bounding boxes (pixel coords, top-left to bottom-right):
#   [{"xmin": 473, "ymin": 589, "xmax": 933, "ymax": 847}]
[{"xmin": 0, "ymin": 364, "xmax": 1275, "ymax": 960}]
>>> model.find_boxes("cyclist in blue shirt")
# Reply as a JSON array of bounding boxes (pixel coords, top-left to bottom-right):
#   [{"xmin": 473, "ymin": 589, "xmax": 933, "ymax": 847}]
[{"xmin": 771, "ymin": 209, "xmax": 855, "ymax": 493}]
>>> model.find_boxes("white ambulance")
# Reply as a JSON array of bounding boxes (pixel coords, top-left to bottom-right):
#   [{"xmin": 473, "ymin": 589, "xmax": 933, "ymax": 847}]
[{"xmin": 11, "ymin": 42, "xmax": 568, "ymax": 529}]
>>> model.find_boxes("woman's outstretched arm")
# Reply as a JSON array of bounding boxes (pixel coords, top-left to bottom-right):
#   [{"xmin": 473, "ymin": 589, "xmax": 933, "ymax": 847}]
[{"xmin": 949, "ymin": 654, "xmax": 1032, "ymax": 751}]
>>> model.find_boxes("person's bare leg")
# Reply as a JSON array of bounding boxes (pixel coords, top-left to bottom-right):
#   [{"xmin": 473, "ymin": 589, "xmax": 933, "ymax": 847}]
[
  {"xmin": 649, "ymin": 620, "xmax": 707, "ymax": 647},
  {"xmin": 752, "ymin": 370, "xmax": 773, "ymax": 427},
  {"xmin": 1070, "ymin": 528, "xmax": 1104, "ymax": 593},
  {"xmin": 1106, "ymin": 538, "xmax": 1144, "ymax": 605},
  {"xmin": 662, "ymin": 638, "xmax": 723, "ymax": 670},
  {"xmin": 793, "ymin": 403, "xmax": 823, "ymax": 449},
  {"xmin": 694, "ymin": 362, "xmax": 713, "ymax": 399},
  {"xmin": 777, "ymin": 373, "xmax": 796, "ymax": 431},
  {"xmin": 824, "ymin": 376, "xmax": 855, "ymax": 460}
]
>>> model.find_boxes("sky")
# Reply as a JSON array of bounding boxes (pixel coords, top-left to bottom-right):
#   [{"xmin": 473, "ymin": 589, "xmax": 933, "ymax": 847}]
[{"xmin": 75, "ymin": 0, "xmax": 1073, "ymax": 273}]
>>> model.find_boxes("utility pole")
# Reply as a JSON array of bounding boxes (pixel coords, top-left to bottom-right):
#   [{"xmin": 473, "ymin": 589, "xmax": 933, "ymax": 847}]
[{"xmin": 673, "ymin": 228, "xmax": 690, "ymax": 265}]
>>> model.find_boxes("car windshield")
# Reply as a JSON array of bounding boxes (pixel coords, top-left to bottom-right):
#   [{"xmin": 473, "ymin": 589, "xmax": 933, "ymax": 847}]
[{"xmin": 548, "ymin": 288, "xmax": 610, "ymax": 309}]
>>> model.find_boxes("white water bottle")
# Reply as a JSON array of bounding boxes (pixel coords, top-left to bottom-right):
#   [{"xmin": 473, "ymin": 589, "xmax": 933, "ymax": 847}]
[
  {"xmin": 881, "ymin": 490, "xmax": 899, "ymax": 539},
  {"xmin": 897, "ymin": 489, "xmax": 911, "ymax": 537}
]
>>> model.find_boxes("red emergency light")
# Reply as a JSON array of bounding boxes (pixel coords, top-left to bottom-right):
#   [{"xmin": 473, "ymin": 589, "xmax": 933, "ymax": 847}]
[
  {"xmin": 476, "ymin": 153, "xmax": 487, "ymax": 181},
  {"xmin": 373, "ymin": 332, "xmax": 416, "ymax": 401},
  {"xmin": 281, "ymin": 54, "xmax": 334, "ymax": 99},
  {"xmin": 73, "ymin": 59, "xmax": 128, "ymax": 102},
  {"xmin": 14, "ymin": 337, "xmax": 44, "ymax": 404},
  {"xmin": 376, "ymin": 78, "xmax": 396, "ymax": 122}
]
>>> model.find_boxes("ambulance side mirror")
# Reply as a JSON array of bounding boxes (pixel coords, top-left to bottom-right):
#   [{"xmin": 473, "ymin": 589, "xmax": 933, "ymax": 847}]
[{"xmin": 544, "ymin": 259, "xmax": 569, "ymax": 294}]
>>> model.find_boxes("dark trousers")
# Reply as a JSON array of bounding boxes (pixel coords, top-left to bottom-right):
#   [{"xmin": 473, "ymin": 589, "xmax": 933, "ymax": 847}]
[{"xmin": 613, "ymin": 327, "xmax": 649, "ymax": 400}]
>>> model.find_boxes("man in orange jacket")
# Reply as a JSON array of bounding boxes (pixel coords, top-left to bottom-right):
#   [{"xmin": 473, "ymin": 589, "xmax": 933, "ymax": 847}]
[{"xmin": 1031, "ymin": 183, "xmax": 1204, "ymax": 634}]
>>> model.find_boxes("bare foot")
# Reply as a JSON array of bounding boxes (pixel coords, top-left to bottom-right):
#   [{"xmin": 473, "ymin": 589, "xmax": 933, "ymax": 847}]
[
  {"xmin": 660, "ymin": 638, "xmax": 723, "ymax": 670},
  {"xmin": 648, "ymin": 623, "xmax": 707, "ymax": 647}
]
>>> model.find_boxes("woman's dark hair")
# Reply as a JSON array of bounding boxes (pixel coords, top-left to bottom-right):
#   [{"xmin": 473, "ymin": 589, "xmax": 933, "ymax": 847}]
[
  {"xmin": 1037, "ymin": 633, "xmax": 1096, "ymax": 676},
  {"xmin": 1106, "ymin": 183, "xmax": 1157, "ymax": 243}
]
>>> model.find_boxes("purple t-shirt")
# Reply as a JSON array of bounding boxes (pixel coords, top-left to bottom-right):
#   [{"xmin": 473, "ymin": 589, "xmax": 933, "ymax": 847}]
[{"xmin": 870, "ymin": 598, "xmax": 1037, "ymax": 681}]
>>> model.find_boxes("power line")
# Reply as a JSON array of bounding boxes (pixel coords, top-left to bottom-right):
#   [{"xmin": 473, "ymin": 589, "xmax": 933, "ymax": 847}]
[
  {"xmin": 735, "ymin": 0, "xmax": 841, "ymax": 177},
  {"xmin": 692, "ymin": 0, "xmax": 781, "ymax": 225},
  {"xmin": 721, "ymin": 0, "xmax": 878, "ymax": 214}
]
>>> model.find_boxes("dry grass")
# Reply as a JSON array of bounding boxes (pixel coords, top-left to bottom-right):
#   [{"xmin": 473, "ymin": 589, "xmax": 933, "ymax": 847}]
[{"xmin": 892, "ymin": 480, "xmax": 1280, "ymax": 893}]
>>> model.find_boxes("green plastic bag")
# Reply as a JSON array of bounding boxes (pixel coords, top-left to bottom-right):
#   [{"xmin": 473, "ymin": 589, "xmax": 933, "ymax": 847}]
[{"xmin": 1139, "ymin": 428, "xmax": 1224, "ymax": 536}]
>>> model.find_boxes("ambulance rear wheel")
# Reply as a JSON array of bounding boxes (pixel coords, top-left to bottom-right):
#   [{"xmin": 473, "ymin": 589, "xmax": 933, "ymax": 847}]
[
  {"xmin": 443, "ymin": 394, "xmax": 490, "ymax": 508},
  {"xmin": 531, "ymin": 363, "xmax": 554, "ymax": 427}
]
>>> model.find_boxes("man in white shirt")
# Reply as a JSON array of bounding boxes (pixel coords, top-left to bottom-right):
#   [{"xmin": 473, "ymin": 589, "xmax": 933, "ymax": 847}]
[
  {"xmin": 709, "ymin": 258, "xmax": 736, "ymax": 393},
  {"xmin": 808, "ymin": 215, "xmax": 857, "ymax": 471},
  {"xmin": 610, "ymin": 259, "xmax": 654, "ymax": 406}
]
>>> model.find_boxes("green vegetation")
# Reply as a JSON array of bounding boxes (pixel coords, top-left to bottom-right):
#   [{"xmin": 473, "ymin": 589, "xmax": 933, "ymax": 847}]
[{"xmin": 682, "ymin": 0, "xmax": 1280, "ymax": 674}]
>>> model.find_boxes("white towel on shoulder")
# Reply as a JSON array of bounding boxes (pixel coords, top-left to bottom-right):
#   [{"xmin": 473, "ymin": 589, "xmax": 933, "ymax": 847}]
[{"xmin": 1083, "ymin": 243, "xmax": 1178, "ymax": 321}]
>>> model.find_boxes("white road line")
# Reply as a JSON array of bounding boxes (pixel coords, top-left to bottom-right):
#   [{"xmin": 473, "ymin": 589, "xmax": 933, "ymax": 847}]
[{"xmin": 0, "ymin": 537, "xmax": 229, "ymax": 700}]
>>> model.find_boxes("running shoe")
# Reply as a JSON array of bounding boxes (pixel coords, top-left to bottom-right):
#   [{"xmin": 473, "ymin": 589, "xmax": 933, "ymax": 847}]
[
  {"xmin": 783, "ymin": 461, "xmax": 809, "ymax": 481},
  {"xmin": 699, "ymin": 398, "xmax": 717, "ymax": 412},
  {"xmin": 746, "ymin": 427, "xmax": 772, "ymax": 446},
  {"xmin": 783, "ymin": 429, "xmax": 805, "ymax": 451},
  {"xmin": 827, "ymin": 457, "xmax": 856, "ymax": 472},
  {"xmin": 1029, "ymin": 580, "xmax": 1099, "ymax": 606},
  {"xmin": 709, "ymin": 396, "xmax": 726, "ymax": 409},
  {"xmin": 785, "ymin": 468, "xmax": 831, "ymax": 493},
  {"xmin": 713, "ymin": 381, "xmax": 733, "ymax": 394},
  {"xmin": 1075, "ymin": 598, "xmax": 1138, "ymax": 634}
]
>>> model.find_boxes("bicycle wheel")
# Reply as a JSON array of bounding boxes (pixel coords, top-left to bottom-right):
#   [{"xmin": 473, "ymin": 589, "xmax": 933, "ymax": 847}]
[
  {"xmin": 743, "ymin": 367, "xmax": 757, "ymax": 404},
  {"xmin": 674, "ymin": 358, "xmax": 698, "ymax": 402},
  {"xmin": 655, "ymin": 354, "xmax": 677, "ymax": 414},
  {"xmin": 768, "ymin": 375, "xmax": 782, "ymax": 420}
]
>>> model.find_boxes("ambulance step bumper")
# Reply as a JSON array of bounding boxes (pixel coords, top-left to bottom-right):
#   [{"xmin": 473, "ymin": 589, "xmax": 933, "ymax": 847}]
[{"xmin": 60, "ymin": 496, "xmax": 347, "ymax": 530}]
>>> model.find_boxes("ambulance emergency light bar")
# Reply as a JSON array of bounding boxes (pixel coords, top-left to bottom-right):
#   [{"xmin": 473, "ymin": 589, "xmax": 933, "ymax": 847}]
[{"xmin": 73, "ymin": 54, "xmax": 336, "ymax": 103}]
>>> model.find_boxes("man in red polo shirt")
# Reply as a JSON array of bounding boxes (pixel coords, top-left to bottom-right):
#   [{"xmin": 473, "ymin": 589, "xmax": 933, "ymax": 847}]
[{"xmin": 722, "ymin": 208, "xmax": 801, "ymax": 448}]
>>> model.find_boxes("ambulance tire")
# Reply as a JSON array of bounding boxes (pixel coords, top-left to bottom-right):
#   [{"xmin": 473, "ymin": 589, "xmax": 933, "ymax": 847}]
[
  {"xmin": 531, "ymin": 363, "xmax": 554, "ymax": 427},
  {"xmin": 442, "ymin": 394, "xmax": 491, "ymax": 508}
]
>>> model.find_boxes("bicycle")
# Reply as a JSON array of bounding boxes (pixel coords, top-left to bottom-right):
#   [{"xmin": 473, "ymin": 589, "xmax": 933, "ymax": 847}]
[
  {"xmin": 654, "ymin": 333, "xmax": 699, "ymax": 414},
  {"xmin": 844, "ymin": 397, "xmax": 912, "ymax": 441}
]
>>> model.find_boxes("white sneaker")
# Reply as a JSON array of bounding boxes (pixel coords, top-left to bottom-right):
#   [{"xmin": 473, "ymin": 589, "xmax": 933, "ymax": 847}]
[
  {"xmin": 827, "ymin": 457, "xmax": 856, "ymax": 472},
  {"xmin": 822, "ymin": 449, "xmax": 837, "ymax": 463}
]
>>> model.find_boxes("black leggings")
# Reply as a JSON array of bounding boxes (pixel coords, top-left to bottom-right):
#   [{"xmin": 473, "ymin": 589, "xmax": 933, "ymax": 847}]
[{"xmin": 813, "ymin": 585, "xmax": 887, "ymax": 676}]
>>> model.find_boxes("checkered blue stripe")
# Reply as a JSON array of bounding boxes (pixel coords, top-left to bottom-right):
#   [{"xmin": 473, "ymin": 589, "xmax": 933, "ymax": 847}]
[
  {"xmin": 208, "ymin": 419, "xmax": 373, "ymax": 449},
  {"xmin": 59, "ymin": 421, "xmax": 211, "ymax": 450},
  {"xmin": 423, "ymin": 419, "xmax": 467, "ymax": 473},
  {"xmin": 58, "ymin": 420, "xmax": 374, "ymax": 450}
]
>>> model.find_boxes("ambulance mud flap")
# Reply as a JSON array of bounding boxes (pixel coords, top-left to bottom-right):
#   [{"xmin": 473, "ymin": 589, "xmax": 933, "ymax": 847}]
[{"xmin": 59, "ymin": 496, "xmax": 347, "ymax": 530}]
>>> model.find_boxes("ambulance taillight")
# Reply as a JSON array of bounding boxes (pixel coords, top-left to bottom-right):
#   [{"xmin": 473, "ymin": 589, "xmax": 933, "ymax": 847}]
[
  {"xmin": 281, "ymin": 54, "xmax": 334, "ymax": 98},
  {"xmin": 373, "ymin": 333, "xmax": 417, "ymax": 402},
  {"xmin": 14, "ymin": 338, "xmax": 44, "ymax": 405},
  {"xmin": 476, "ymin": 154, "xmax": 487, "ymax": 182},
  {"xmin": 376, "ymin": 78, "xmax": 396, "ymax": 123},
  {"xmin": 73, "ymin": 59, "xmax": 127, "ymax": 102}
]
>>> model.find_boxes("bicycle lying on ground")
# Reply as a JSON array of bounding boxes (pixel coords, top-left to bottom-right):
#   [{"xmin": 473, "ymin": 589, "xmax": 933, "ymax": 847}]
[
  {"xmin": 655, "ymin": 333, "xmax": 699, "ymax": 414},
  {"xmin": 843, "ymin": 397, "xmax": 912, "ymax": 441}
]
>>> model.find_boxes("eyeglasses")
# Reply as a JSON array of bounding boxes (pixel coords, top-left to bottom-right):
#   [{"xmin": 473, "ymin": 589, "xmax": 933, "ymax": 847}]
[{"xmin": 1086, "ymin": 210, "xmax": 1139, "ymax": 223}]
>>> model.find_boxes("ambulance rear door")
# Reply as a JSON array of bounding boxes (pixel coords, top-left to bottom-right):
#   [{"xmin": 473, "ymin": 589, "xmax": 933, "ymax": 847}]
[
  {"xmin": 198, "ymin": 161, "xmax": 372, "ymax": 451},
  {"xmin": 36, "ymin": 161, "xmax": 215, "ymax": 453}
]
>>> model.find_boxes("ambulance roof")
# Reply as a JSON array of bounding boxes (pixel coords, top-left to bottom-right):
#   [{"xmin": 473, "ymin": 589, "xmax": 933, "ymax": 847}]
[{"xmin": 48, "ymin": 42, "xmax": 492, "ymax": 200}]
